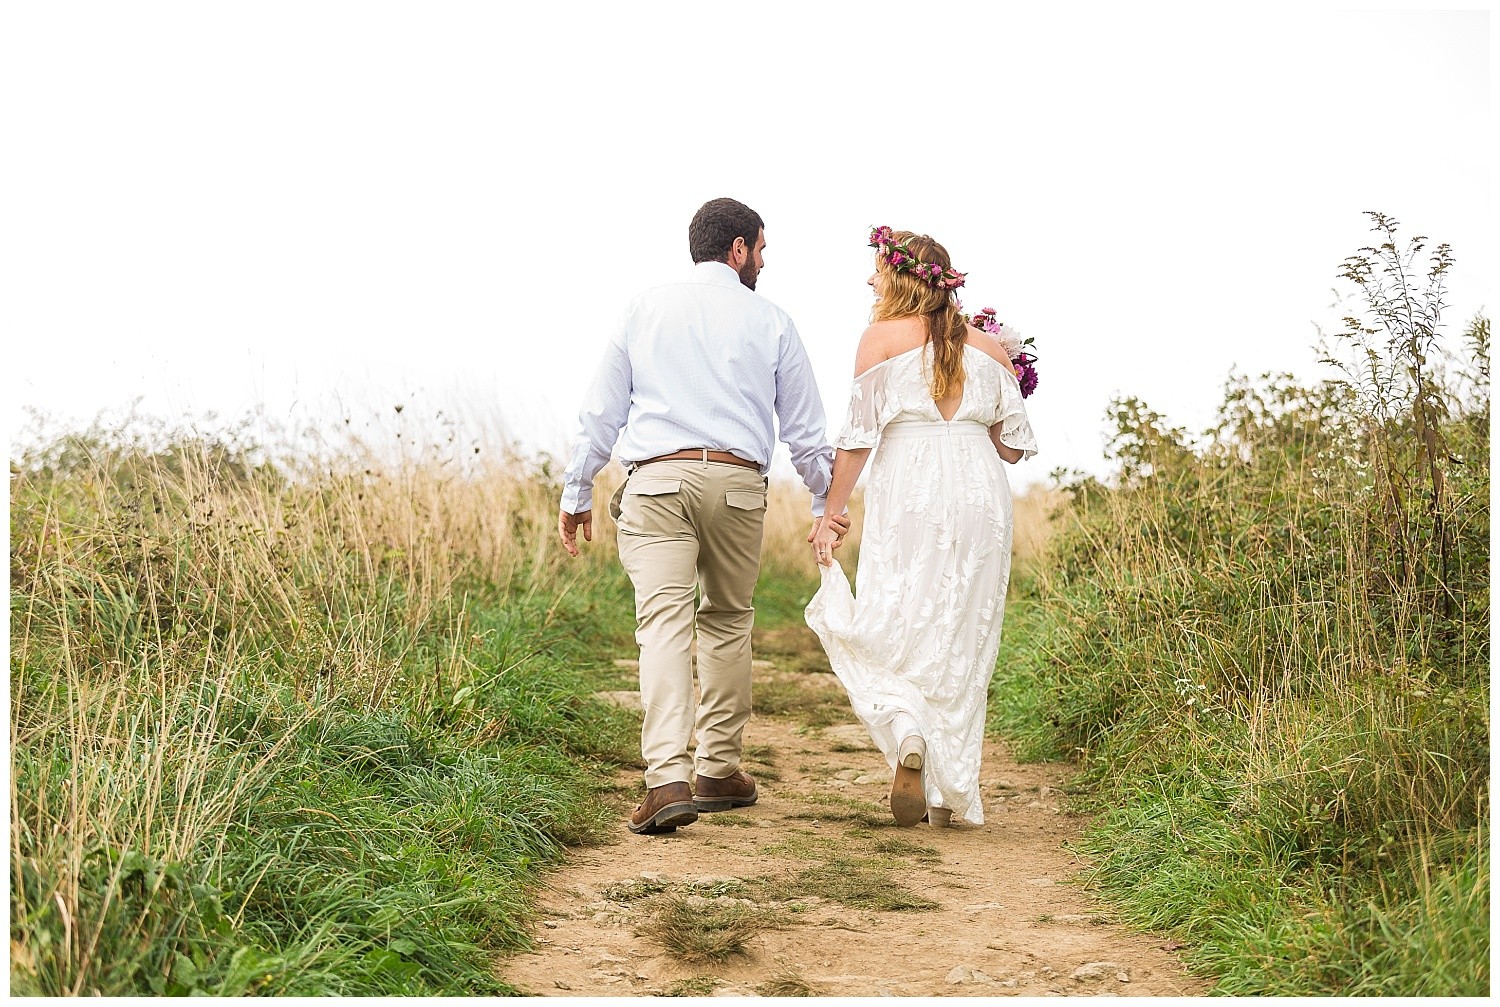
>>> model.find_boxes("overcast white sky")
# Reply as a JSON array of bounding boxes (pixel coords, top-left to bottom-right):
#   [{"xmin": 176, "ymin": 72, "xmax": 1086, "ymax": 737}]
[{"xmin": 4, "ymin": 4, "xmax": 1492, "ymax": 491}]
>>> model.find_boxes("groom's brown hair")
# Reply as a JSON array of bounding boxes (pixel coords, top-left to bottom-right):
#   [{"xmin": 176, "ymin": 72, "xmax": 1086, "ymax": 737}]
[{"xmin": 689, "ymin": 198, "xmax": 764, "ymax": 264}]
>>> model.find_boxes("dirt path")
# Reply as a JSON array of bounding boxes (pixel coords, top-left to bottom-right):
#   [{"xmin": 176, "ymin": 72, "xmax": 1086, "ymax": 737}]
[{"xmin": 498, "ymin": 653, "xmax": 1206, "ymax": 997}]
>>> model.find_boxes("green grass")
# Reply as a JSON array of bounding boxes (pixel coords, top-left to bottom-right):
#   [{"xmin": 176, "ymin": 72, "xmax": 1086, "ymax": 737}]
[
  {"xmin": 988, "ymin": 587, "xmax": 1070, "ymax": 763},
  {"xmin": 992, "ymin": 558, "xmax": 1488, "ymax": 994},
  {"xmin": 745, "ymin": 817, "xmax": 940, "ymax": 913},
  {"xmin": 9, "ymin": 425, "xmax": 641, "ymax": 996},
  {"xmin": 870, "ymin": 836, "xmax": 942, "ymax": 863},
  {"xmin": 751, "ymin": 677, "xmax": 852, "ymax": 726},
  {"xmin": 768, "ymin": 858, "xmax": 939, "ymax": 912},
  {"xmin": 986, "ymin": 336, "xmax": 1490, "ymax": 995},
  {"xmin": 751, "ymin": 566, "xmax": 836, "ymax": 675},
  {"xmin": 785, "ymin": 791, "xmax": 895, "ymax": 829},
  {"xmin": 12, "ymin": 581, "xmax": 641, "ymax": 996},
  {"xmin": 662, "ymin": 975, "xmax": 723, "ymax": 996}
]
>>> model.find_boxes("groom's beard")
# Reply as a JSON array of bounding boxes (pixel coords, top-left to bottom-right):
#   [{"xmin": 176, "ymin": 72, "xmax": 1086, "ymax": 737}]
[{"xmin": 738, "ymin": 259, "xmax": 759, "ymax": 290}]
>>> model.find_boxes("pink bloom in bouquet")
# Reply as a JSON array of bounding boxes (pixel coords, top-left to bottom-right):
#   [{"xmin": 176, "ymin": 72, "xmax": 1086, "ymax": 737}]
[{"xmin": 1013, "ymin": 353, "xmax": 1039, "ymax": 397}]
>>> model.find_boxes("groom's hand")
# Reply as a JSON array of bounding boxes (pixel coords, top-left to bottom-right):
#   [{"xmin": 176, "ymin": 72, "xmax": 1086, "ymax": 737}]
[{"xmin": 559, "ymin": 509, "xmax": 592, "ymax": 558}]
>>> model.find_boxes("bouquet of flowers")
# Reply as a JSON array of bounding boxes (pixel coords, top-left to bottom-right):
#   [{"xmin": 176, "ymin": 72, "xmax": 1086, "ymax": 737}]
[{"xmin": 965, "ymin": 307, "xmax": 1038, "ymax": 398}]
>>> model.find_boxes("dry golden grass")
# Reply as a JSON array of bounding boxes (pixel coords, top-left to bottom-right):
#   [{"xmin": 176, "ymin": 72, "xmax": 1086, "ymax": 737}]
[
  {"xmin": 10, "ymin": 425, "xmax": 618, "ymax": 993},
  {"xmin": 1012, "ymin": 485, "xmax": 1066, "ymax": 578},
  {"xmin": 753, "ymin": 856, "xmax": 940, "ymax": 911},
  {"xmin": 756, "ymin": 969, "xmax": 818, "ymax": 996},
  {"xmin": 759, "ymin": 480, "xmax": 864, "ymax": 573},
  {"xmin": 635, "ymin": 894, "xmax": 778, "ymax": 962}
]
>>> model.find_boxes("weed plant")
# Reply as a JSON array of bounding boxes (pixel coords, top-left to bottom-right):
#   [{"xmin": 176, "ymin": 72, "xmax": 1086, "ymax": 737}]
[
  {"xmin": 990, "ymin": 215, "xmax": 1488, "ymax": 994},
  {"xmin": 780, "ymin": 858, "xmax": 939, "ymax": 912},
  {"xmin": 756, "ymin": 968, "xmax": 818, "ymax": 995},
  {"xmin": 635, "ymin": 893, "xmax": 776, "ymax": 962},
  {"xmin": 662, "ymin": 974, "xmax": 723, "ymax": 995}
]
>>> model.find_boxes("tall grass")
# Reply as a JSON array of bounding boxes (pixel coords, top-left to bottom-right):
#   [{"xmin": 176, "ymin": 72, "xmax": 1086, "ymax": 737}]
[
  {"xmin": 1010, "ymin": 486, "xmax": 1063, "ymax": 579},
  {"xmin": 9, "ymin": 413, "xmax": 641, "ymax": 994},
  {"xmin": 9, "ymin": 405, "xmax": 895, "ymax": 994},
  {"xmin": 991, "ymin": 217, "xmax": 1488, "ymax": 994}
]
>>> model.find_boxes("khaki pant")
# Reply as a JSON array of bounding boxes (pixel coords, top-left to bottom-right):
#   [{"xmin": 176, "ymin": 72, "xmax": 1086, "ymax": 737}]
[{"xmin": 612, "ymin": 459, "xmax": 767, "ymax": 788}]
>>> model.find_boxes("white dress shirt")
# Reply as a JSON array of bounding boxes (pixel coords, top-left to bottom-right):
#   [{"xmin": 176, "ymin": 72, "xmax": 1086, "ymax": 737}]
[{"xmin": 560, "ymin": 261, "xmax": 833, "ymax": 516}]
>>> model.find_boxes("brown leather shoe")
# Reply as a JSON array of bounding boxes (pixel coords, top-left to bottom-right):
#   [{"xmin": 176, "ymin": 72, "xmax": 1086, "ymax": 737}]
[
  {"xmin": 693, "ymin": 769, "xmax": 758, "ymax": 812},
  {"xmin": 628, "ymin": 781, "xmax": 698, "ymax": 835}
]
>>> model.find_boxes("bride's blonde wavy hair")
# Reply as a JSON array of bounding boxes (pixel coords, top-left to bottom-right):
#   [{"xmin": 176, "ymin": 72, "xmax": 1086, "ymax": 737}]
[{"xmin": 871, "ymin": 230, "xmax": 968, "ymax": 401}]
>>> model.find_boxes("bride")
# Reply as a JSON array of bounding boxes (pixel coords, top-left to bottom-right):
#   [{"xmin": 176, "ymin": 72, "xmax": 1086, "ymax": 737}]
[{"xmin": 805, "ymin": 227, "xmax": 1037, "ymax": 828}]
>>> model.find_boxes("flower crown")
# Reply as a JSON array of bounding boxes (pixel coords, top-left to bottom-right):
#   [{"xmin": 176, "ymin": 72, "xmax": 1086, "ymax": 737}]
[{"xmin": 868, "ymin": 225, "xmax": 966, "ymax": 290}]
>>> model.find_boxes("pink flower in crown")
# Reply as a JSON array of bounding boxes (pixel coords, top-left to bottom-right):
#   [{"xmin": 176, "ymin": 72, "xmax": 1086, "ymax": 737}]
[
  {"xmin": 889, "ymin": 251, "xmax": 908, "ymax": 266},
  {"xmin": 943, "ymin": 270, "xmax": 966, "ymax": 290},
  {"xmin": 868, "ymin": 225, "xmax": 894, "ymax": 248}
]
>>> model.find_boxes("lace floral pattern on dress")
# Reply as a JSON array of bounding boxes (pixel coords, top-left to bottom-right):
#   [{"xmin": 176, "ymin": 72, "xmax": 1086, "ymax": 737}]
[{"xmin": 807, "ymin": 342, "xmax": 1037, "ymax": 824}]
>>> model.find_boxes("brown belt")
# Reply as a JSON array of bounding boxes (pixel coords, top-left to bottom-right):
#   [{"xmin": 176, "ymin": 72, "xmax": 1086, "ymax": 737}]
[{"xmin": 634, "ymin": 449, "xmax": 760, "ymax": 471}]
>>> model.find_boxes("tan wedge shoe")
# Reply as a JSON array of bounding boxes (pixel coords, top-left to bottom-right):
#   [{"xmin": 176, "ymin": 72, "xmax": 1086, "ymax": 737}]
[{"xmin": 890, "ymin": 736, "xmax": 926, "ymax": 827}]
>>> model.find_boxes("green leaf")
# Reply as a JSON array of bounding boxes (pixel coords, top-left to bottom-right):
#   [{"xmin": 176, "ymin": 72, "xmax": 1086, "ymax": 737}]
[
  {"xmin": 221, "ymin": 945, "xmax": 285, "ymax": 995},
  {"xmin": 362, "ymin": 948, "xmax": 421, "ymax": 981},
  {"xmin": 367, "ymin": 905, "xmax": 402, "ymax": 929},
  {"xmin": 172, "ymin": 951, "xmax": 199, "ymax": 987}
]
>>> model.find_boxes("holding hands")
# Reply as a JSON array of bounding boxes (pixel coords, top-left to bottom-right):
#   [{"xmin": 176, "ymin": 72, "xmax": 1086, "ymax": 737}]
[{"xmin": 809, "ymin": 513, "xmax": 852, "ymax": 567}]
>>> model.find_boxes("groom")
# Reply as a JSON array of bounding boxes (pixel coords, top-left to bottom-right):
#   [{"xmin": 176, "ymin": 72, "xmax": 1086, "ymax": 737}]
[{"xmin": 558, "ymin": 197, "xmax": 847, "ymax": 835}]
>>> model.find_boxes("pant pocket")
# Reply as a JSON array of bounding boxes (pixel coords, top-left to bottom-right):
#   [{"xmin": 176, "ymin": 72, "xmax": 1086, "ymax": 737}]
[
  {"xmin": 724, "ymin": 489, "xmax": 766, "ymax": 512},
  {"xmin": 618, "ymin": 478, "xmax": 687, "ymax": 537},
  {"xmin": 609, "ymin": 481, "xmax": 627, "ymax": 521}
]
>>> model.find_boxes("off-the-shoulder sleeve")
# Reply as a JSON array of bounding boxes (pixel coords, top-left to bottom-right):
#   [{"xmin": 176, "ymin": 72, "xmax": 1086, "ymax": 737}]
[
  {"xmin": 834, "ymin": 365, "xmax": 886, "ymax": 450},
  {"xmin": 992, "ymin": 366, "xmax": 1038, "ymax": 459}
]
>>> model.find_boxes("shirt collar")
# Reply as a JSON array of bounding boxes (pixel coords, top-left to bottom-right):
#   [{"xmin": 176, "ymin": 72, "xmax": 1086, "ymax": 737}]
[{"xmin": 691, "ymin": 260, "xmax": 747, "ymax": 289}]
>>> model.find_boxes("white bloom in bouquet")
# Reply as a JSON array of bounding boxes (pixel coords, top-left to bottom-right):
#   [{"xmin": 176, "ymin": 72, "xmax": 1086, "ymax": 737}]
[{"xmin": 993, "ymin": 323, "xmax": 1024, "ymax": 360}]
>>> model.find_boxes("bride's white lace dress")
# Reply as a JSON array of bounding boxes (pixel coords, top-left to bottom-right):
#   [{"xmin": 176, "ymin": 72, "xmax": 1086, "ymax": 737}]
[{"xmin": 804, "ymin": 342, "xmax": 1037, "ymax": 824}]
